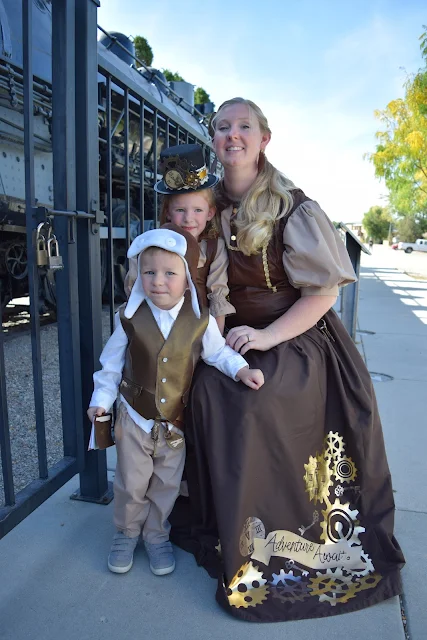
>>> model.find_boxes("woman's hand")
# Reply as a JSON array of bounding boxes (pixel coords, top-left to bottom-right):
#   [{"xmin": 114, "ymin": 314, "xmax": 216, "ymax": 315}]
[
  {"xmin": 226, "ymin": 325, "xmax": 275, "ymax": 355},
  {"xmin": 87, "ymin": 406, "xmax": 106, "ymax": 422}
]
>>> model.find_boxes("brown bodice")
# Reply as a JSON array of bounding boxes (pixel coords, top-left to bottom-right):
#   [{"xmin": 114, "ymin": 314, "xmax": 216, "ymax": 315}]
[{"xmin": 225, "ymin": 189, "xmax": 310, "ymax": 329}]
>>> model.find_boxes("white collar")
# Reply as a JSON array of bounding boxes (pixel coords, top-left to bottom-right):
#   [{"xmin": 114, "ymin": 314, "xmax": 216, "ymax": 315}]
[{"xmin": 146, "ymin": 296, "xmax": 185, "ymax": 321}]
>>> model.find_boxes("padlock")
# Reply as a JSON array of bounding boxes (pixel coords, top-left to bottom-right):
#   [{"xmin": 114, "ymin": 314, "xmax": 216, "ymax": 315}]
[
  {"xmin": 36, "ymin": 236, "xmax": 48, "ymax": 266},
  {"xmin": 47, "ymin": 236, "xmax": 64, "ymax": 270},
  {"xmin": 35, "ymin": 222, "xmax": 48, "ymax": 267}
]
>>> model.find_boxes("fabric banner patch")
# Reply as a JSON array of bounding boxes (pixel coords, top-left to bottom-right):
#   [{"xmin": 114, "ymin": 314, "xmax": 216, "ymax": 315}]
[{"xmin": 251, "ymin": 530, "xmax": 363, "ymax": 570}]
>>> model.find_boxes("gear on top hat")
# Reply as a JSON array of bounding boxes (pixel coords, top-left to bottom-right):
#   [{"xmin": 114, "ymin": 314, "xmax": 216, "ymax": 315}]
[{"xmin": 154, "ymin": 143, "xmax": 219, "ymax": 195}]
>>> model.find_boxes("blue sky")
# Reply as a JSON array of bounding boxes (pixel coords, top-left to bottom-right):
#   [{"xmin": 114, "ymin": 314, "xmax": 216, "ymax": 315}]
[{"xmin": 98, "ymin": 0, "xmax": 425, "ymax": 222}]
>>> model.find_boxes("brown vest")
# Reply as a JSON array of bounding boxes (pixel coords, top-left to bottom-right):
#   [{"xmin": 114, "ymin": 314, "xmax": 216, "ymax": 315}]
[
  {"xmin": 196, "ymin": 238, "xmax": 218, "ymax": 309},
  {"xmin": 226, "ymin": 189, "xmax": 311, "ymax": 330},
  {"xmin": 119, "ymin": 292, "xmax": 209, "ymax": 424}
]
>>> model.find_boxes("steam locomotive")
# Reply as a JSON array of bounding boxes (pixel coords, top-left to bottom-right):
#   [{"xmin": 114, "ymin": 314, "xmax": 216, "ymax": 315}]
[{"xmin": 0, "ymin": 0, "xmax": 215, "ymax": 311}]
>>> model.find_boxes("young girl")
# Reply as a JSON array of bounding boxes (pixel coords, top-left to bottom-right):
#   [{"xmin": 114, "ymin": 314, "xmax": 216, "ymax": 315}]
[{"xmin": 124, "ymin": 143, "xmax": 235, "ymax": 333}]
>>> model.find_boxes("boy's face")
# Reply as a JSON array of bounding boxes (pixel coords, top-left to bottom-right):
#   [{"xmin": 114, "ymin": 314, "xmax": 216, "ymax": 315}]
[
  {"xmin": 140, "ymin": 249, "xmax": 187, "ymax": 310},
  {"xmin": 167, "ymin": 193, "xmax": 215, "ymax": 239}
]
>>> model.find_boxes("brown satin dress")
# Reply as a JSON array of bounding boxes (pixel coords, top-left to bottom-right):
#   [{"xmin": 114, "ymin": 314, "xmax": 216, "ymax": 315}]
[{"xmin": 170, "ymin": 189, "xmax": 404, "ymax": 622}]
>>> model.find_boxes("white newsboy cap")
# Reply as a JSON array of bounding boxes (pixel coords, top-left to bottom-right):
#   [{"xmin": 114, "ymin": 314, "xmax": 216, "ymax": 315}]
[
  {"xmin": 128, "ymin": 227, "xmax": 187, "ymax": 260},
  {"xmin": 124, "ymin": 228, "xmax": 201, "ymax": 320}
]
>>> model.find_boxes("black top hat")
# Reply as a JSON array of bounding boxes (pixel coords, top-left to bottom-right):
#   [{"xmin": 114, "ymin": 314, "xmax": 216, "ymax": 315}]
[{"xmin": 154, "ymin": 143, "xmax": 219, "ymax": 195}]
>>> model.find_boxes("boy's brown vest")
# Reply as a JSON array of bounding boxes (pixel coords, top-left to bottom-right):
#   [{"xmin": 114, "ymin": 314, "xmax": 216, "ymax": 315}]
[{"xmin": 119, "ymin": 292, "xmax": 209, "ymax": 424}]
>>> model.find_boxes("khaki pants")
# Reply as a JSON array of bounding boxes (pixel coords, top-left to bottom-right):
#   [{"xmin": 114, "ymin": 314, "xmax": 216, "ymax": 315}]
[{"xmin": 113, "ymin": 404, "xmax": 185, "ymax": 543}]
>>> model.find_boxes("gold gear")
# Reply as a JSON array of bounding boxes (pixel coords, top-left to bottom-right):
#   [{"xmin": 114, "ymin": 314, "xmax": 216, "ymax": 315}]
[
  {"xmin": 309, "ymin": 568, "xmax": 359, "ymax": 606},
  {"xmin": 185, "ymin": 170, "xmax": 199, "ymax": 188},
  {"xmin": 227, "ymin": 561, "xmax": 269, "ymax": 609},
  {"xmin": 356, "ymin": 572, "xmax": 382, "ymax": 592},
  {"xmin": 323, "ymin": 431, "xmax": 345, "ymax": 462},
  {"xmin": 303, "ymin": 453, "xmax": 333, "ymax": 504},
  {"xmin": 333, "ymin": 456, "xmax": 357, "ymax": 483},
  {"xmin": 320, "ymin": 498, "xmax": 365, "ymax": 546},
  {"xmin": 228, "ymin": 585, "xmax": 269, "ymax": 608}
]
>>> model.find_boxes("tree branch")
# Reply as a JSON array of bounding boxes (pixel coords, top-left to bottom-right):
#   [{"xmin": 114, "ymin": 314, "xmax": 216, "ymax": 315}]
[{"xmin": 415, "ymin": 162, "xmax": 427, "ymax": 181}]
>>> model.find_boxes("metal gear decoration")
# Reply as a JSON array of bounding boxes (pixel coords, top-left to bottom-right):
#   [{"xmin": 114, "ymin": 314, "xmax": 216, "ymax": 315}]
[
  {"xmin": 303, "ymin": 454, "xmax": 333, "ymax": 504},
  {"xmin": 271, "ymin": 571, "xmax": 310, "ymax": 603},
  {"xmin": 320, "ymin": 498, "xmax": 365, "ymax": 546},
  {"xmin": 227, "ymin": 561, "xmax": 269, "ymax": 609},
  {"xmin": 270, "ymin": 570, "xmax": 310, "ymax": 604},
  {"xmin": 323, "ymin": 431, "xmax": 345, "ymax": 462},
  {"xmin": 357, "ymin": 572, "xmax": 382, "ymax": 592},
  {"xmin": 308, "ymin": 568, "xmax": 359, "ymax": 606},
  {"xmin": 334, "ymin": 456, "xmax": 357, "ymax": 484},
  {"xmin": 186, "ymin": 170, "xmax": 203, "ymax": 188},
  {"xmin": 271, "ymin": 569, "xmax": 291, "ymax": 586},
  {"xmin": 345, "ymin": 552, "xmax": 375, "ymax": 577},
  {"xmin": 335, "ymin": 484, "xmax": 344, "ymax": 497}
]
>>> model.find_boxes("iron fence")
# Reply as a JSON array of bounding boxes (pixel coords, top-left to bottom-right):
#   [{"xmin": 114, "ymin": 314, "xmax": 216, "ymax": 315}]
[{"xmin": 0, "ymin": 0, "xmax": 216, "ymax": 538}]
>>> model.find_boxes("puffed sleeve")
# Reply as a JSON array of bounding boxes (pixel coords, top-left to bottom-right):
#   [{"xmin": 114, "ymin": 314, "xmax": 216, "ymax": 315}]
[
  {"xmin": 283, "ymin": 201, "xmax": 357, "ymax": 296},
  {"xmin": 124, "ymin": 257, "xmax": 138, "ymax": 299},
  {"xmin": 206, "ymin": 238, "xmax": 236, "ymax": 317}
]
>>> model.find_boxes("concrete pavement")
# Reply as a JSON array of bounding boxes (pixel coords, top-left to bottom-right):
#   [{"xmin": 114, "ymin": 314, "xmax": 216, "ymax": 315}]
[
  {"xmin": 1, "ymin": 248, "xmax": 424, "ymax": 639},
  {"xmin": 358, "ymin": 250, "xmax": 427, "ymax": 640}
]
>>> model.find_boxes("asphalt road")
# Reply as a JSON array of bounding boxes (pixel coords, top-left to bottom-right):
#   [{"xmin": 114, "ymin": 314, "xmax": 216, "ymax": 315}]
[{"xmin": 365, "ymin": 243, "xmax": 427, "ymax": 278}]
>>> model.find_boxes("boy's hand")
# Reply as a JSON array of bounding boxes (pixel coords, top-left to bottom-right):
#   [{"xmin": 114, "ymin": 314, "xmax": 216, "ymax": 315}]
[
  {"xmin": 236, "ymin": 367, "xmax": 264, "ymax": 390},
  {"xmin": 87, "ymin": 406, "xmax": 107, "ymax": 422}
]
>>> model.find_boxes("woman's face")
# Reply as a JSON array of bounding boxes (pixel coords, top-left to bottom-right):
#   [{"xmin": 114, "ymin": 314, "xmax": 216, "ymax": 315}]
[{"xmin": 212, "ymin": 103, "xmax": 270, "ymax": 170}]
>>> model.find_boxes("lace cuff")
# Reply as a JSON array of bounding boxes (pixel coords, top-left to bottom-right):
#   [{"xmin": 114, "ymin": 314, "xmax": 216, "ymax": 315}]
[{"xmin": 207, "ymin": 292, "xmax": 236, "ymax": 317}]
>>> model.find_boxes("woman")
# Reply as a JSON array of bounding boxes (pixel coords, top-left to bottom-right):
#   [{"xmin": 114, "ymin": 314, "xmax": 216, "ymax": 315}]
[{"xmin": 171, "ymin": 98, "xmax": 404, "ymax": 622}]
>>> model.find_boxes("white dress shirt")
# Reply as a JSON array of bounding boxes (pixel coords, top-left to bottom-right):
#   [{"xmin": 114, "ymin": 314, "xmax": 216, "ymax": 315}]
[{"xmin": 90, "ymin": 296, "xmax": 248, "ymax": 433}]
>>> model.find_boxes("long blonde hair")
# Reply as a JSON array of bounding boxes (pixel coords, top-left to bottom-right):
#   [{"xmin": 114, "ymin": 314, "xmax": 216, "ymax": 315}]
[{"xmin": 211, "ymin": 98, "xmax": 296, "ymax": 255}]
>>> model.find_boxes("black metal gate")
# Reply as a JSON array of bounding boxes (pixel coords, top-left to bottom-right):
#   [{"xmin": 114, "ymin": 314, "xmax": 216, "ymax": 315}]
[{"xmin": 0, "ymin": 0, "xmax": 215, "ymax": 538}]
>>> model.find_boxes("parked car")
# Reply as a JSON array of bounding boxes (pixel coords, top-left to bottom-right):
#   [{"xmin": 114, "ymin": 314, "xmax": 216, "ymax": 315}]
[{"xmin": 397, "ymin": 239, "xmax": 427, "ymax": 254}]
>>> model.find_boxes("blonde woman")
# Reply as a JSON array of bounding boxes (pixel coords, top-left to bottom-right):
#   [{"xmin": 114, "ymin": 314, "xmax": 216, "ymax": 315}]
[{"xmin": 171, "ymin": 98, "xmax": 404, "ymax": 622}]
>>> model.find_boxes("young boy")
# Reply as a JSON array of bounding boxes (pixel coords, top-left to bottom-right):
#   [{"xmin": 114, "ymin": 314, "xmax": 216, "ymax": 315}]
[{"xmin": 88, "ymin": 225, "xmax": 264, "ymax": 576}]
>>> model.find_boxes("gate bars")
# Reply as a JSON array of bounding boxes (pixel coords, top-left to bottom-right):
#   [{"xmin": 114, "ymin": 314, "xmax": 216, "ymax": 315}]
[{"xmin": 0, "ymin": 0, "xmax": 110, "ymax": 541}]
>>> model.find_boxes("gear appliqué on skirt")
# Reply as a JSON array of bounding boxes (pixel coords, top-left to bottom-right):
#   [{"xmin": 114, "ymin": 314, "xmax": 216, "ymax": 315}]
[{"xmin": 228, "ymin": 431, "xmax": 381, "ymax": 611}]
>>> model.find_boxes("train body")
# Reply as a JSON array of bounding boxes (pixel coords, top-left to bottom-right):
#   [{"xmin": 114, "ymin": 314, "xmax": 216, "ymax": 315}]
[{"xmin": 0, "ymin": 0, "xmax": 215, "ymax": 310}]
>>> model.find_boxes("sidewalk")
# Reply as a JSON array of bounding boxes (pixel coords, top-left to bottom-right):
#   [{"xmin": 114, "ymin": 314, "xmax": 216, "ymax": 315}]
[
  {"xmin": 357, "ymin": 251, "xmax": 427, "ymax": 640},
  {"xmin": 0, "ymin": 251, "xmax": 424, "ymax": 640}
]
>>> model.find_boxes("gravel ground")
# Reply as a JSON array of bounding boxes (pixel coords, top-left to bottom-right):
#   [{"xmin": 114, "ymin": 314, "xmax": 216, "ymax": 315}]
[{"xmin": 0, "ymin": 308, "xmax": 112, "ymax": 507}]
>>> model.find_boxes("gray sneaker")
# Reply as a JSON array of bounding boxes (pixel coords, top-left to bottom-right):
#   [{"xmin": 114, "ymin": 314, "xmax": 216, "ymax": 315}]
[
  {"xmin": 108, "ymin": 531, "xmax": 139, "ymax": 574},
  {"xmin": 144, "ymin": 540, "xmax": 175, "ymax": 576}
]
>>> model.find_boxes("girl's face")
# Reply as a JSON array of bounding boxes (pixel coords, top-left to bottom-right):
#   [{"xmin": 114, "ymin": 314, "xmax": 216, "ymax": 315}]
[
  {"xmin": 212, "ymin": 103, "xmax": 270, "ymax": 170},
  {"xmin": 166, "ymin": 193, "xmax": 215, "ymax": 239}
]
